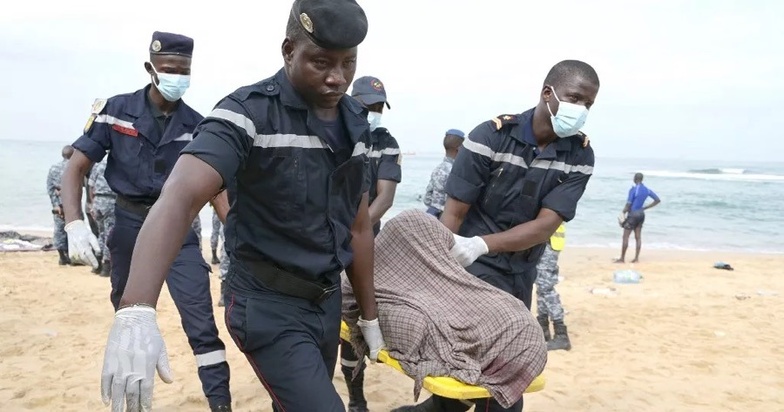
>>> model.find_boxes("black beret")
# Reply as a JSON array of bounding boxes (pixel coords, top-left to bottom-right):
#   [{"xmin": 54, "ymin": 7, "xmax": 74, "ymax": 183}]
[
  {"xmin": 149, "ymin": 31, "xmax": 194, "ymax": 57},
  {"xmin": 291, "ymin": 0, "xmax": 368, "ymax": 49}
]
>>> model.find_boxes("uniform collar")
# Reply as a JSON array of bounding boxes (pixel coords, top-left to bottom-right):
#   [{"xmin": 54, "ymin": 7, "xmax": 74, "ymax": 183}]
[
  {"xmin": 444, "ymin": 156, "xmax": 455, "ymax": 164},
  {"xmin": 123, "ymin": 84, "xmax": 198, "ymax": 146},
  {"xmin": 369, "ymin": 127, "xmax": 388, "ymax": 144},
  {"xmin": 124, "ymin": 84, "xmax": 195, "ymax": 120},
  {"xmin": 274, "ymin": 68, "xmax": 368, "ymax": 145},
  {"xmin": 145, "ymin": 89, "xmax": 170, "ymax": 120},
  {"xmin": 512, "ymin": 107, "xmax": 573, "ymax": 159},
  {"xmin": 275, "ymin": 69, "xmax": 362, "ymax": 116}
]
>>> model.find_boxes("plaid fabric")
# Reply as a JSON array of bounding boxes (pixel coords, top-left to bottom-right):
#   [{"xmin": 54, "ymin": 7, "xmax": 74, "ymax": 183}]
[{"xmin": 342, "ymin": 209, "xmax": 547, "ymax": 408}]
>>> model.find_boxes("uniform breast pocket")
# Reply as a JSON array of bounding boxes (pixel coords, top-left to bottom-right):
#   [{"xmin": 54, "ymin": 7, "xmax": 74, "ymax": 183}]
[
  {"xmin": 111, "ymin": 134, "xmax": 143, "ymax": 181},
  {"xmin": 255, "ymin": 150, "xmax": 306, "ymax": 224},
  {"xmin": 482, "ymin": 165, "xmax": 526, "ymax": 218}
]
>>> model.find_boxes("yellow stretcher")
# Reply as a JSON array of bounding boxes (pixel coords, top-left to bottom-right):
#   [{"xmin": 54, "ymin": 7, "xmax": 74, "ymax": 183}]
[{"xmin": 340, "ymin": 321, "xmax": 545, "ymax": 400}]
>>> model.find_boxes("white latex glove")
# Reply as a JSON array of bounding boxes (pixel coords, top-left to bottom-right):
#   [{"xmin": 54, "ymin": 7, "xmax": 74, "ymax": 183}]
[
  {"xmin": 64, "ymin": 219, "xmax": 101, "ymax": 269},
  {"xmin": 450, "ymin": 234, "xmax": 489, "ymax": 267},
  {"xmin": 100, "ymin": 305, "xmax": 173, "ymax": 412},
  {"xmin": 357, "ymin": 316, "xmax": 386, "ymax": 361}
]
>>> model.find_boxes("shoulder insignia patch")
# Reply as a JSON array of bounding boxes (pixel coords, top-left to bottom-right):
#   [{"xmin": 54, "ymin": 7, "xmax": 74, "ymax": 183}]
[
  {"xmin": 83, "ymin": 115, "xmax": 96, "ymax": 134},
  {"xmin": 91, "ymin": 98, "xmax": 107, "ymax": 115},
  {"xmin": 84, "ymin": 98, "xmax": 107, "ymax": 134},
  {"xmin": 490, "ymin": 114, "xmax": 518, "ymax": 130}
]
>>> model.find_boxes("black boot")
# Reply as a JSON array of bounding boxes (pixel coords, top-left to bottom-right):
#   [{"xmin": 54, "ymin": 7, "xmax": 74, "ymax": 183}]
[
  {"xmin": 91, "ymin": 259, "xmax": 103, "ymax": 275},
  {"xmin": 211, "ymin": 249, "xmax": 220, "ymax": 264},
  {"xmin": 57, "ymin": 249, "xmax": 70, "ymax": 266},
  {"xmin": 210, "ymin": 405, "xmax": 231, "ymax": 412},
  {"xmin": 217, "ymin": 281, "xmax": 226, "ymax": 307},
  {"xmin": 537, "ymin": 314, "xmax": 551, "ymax": 341},
  {"xmin": 547, "ymin": 320, "xmax": 572, "ymax": 351},
  {"xmin": 342, "ymin": 365, "xmax": 369, "ymax": 412},
  {"xmin": 100, "ymin": 260, "xmax": 111, "ymax": 277}
]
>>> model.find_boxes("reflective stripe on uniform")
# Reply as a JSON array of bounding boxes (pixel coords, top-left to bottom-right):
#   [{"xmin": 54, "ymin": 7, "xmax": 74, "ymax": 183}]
[
  {"xmin": 254, "ymin": 133, "xmax": 327, "ymax": 149},
  {"xmin": 340, "ymin": 358, "xmax": 359, "ymax": 368},
  {"xmin": 208, "ymin": 108, "xmax": 257, "ymax": 137},
  {"xmin": 368, "ymin": 147, "xmax": 400, "ymax": 158},
  {"xmin": 94, "ymin": 114, "xmax": 134, "ymax": 129},
  {"xmin": 351, "ymin": 141, "xmax": 368, "ymax": 157},
  {"xmin": 463, "ymin": 137, "xmax": 593, "ymax": 175},
  {"xmin": 173, "ymin": 133, "xmax": 193, "ymax": 142},
  {"xmin": 463, "ymin": 138, "xmax": 527, "ymax": 168},
  {"xmin": 533, "ymin": 160, "xmax": 593, "ymax": 175},
  {"xmin": 195, "ymin": 349, "xmax": 227, "ymax": 367},
  {"xmin": 208, "ymin": 108, "xmax": 370, "ymax": 157}
]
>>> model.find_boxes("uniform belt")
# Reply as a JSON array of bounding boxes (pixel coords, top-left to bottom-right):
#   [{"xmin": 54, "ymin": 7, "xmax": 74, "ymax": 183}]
[
  {"xmin": 95, "ymin": 193, "xmax": 117, "ymax": 198},
  {"xmin": 237, "ymin": 253, "xmax": 338, "ymax": 305},
  {"xmin": 116, "ymin": 195, "xmax": 155, "ymax": 217}
]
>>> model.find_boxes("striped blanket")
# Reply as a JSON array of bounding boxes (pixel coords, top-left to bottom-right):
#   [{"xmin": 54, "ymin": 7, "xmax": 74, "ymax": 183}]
[{"xmin": 342, "ymin": 209, "xmax": 547, "ymax": 407}]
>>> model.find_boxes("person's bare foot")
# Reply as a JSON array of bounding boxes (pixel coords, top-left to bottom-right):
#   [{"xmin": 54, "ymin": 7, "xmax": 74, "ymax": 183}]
[
  {"xmin": 613, "ymin": 258, "xmax": 625, "ymax": 263},
  {"xmin": 631, "ymin": 258, "xmax": 639, "ymax": 263}
]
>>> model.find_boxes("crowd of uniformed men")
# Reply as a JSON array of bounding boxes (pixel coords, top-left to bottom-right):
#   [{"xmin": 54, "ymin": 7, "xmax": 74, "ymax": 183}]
[{"xmin": 45, "ymin": 0, "xmax": 598, "ymax": 411}]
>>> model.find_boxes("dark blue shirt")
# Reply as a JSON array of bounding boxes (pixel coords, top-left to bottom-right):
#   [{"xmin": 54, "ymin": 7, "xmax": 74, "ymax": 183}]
[
  {"xmin": 72, "ymin": 84, "xmax": 203, "ymax": 203},
  {"xmin": 181, "ymin": 68, "xmax": 372, "ymax": 284},
  {"xmin": 627, "ymin": 183, "xmax": 659, "ymax": 212},
  {"xmin": 445, "ymin": 108, "xmax": 594, "ymax": 273},
  {"xmin": 366, "ymin": 127, "xmax": 402, "ymax": 235},
  {"xmin": 317, "ymin": 116, "xmax": 352, "ymax": 164}
]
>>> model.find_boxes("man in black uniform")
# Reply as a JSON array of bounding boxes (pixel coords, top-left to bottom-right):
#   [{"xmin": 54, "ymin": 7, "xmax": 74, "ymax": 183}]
[
  {"xmin": 351, "ymin": 75, "xmax": 402, "ymax": 235},
  {"xmin": 97, "ymin": 1, "xmax": 385, "ymax": 411},
  {"xmin": 340, "ymin": 75, "xmax": 402, "ymax": 411},
  {"xmin": 395, "ymin": 60, "xmax": 599, "ymax": 412}
]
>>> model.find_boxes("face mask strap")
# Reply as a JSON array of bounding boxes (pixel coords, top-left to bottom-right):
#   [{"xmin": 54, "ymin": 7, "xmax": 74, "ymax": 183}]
[
  {"xmin": 549, "ymin": 86, "xmax": 562, "ymax": 103},
  {"xmin": 546, "ymin": 85, "xmax": 559, "ymax": 117}
]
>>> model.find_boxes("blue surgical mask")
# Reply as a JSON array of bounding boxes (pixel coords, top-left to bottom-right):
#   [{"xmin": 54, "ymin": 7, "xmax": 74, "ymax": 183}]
[
  {"xmin": 547, "ymin": 87, "xmax": 588, "ymax": 138},
  {"xmin": 367, "ymin": 111, "xmax": 382, "ymax": 131},
  {"xmin": 150, "ymin": 63, "xmax": 190, "ymax": 102}
]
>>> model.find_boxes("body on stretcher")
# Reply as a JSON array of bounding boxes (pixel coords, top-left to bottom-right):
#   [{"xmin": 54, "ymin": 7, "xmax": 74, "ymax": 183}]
[{"xmin": 340, "ymin": 321, "xmax": 545, "ymax": 400}]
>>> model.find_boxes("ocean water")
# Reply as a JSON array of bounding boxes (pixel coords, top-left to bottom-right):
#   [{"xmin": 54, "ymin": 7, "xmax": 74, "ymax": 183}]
[{"xmin": 2, "ymin": 139, "xmax": 782, "ymax": 254}]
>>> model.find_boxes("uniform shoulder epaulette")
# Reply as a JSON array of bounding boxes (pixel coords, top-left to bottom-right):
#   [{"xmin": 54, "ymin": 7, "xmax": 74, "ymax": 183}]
[
  {"xmin": 236, "ymin": 81, "xmax": 279, "ymax": 101},
  {"xmin": 83, "ymin": 98, "xmax": 108, "ymax": 133},
  {"xmin": 490, "ymin": 114, "xmax": 519, "ymax": 131},
  {"xmin": 258, "ymin": 81, "xmax": 280, "ymax": 97},
  {"xmin": 91, "ymin": 98, "xmax": 108, "ymax": 115}
]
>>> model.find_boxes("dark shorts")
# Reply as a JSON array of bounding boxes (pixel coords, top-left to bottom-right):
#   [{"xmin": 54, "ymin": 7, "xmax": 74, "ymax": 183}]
[{"xmin": 623, "ymin": 210, "xmax": 645, "ymax": 230}]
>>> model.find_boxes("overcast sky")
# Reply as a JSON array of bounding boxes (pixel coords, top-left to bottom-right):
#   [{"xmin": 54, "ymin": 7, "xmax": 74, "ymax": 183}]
[{"xmin": 1, "ymin": 0, "xmax": 781, "ymax": 161}]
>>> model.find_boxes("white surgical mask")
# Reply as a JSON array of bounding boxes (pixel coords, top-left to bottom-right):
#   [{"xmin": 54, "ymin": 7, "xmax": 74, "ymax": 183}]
[
  {"xmin": 367, "ymin": 111, "xmax": 382, "ymax": 131},
  {"xmin": 149, "ymin": 63, "xmax": 191, "ymax": 102},
  {"xmin": 546, "ymin": 87, "xmax": 588, "ymax": 138}
]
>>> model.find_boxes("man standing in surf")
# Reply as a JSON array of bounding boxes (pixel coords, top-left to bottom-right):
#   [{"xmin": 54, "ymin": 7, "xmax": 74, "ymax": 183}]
[{"xmin": 615, "ymin": 172, "xmax": 661, "ymax": 263}]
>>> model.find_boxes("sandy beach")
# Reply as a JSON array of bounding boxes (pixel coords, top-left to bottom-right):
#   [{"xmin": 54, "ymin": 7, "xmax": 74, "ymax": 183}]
[{"xmin": 1, "ymin": 239, "xmax": 782, "ymax": 411}]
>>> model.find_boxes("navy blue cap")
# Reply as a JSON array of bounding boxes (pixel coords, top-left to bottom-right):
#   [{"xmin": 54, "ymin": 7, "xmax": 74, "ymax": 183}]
[
  {"xmin": 291, "ymin": 0, "xmax": 368, "ymax": 50},
  {"xmin": 351, "ymin": 76, "xmax": 391, "ymax": 109},
  {"xmin": 149, "ymin": 31, "xmax": 194, "ymax": 57},
  {"xmin": 446, "ymin": 129, "xmax": 465, "ymax": 138}
]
